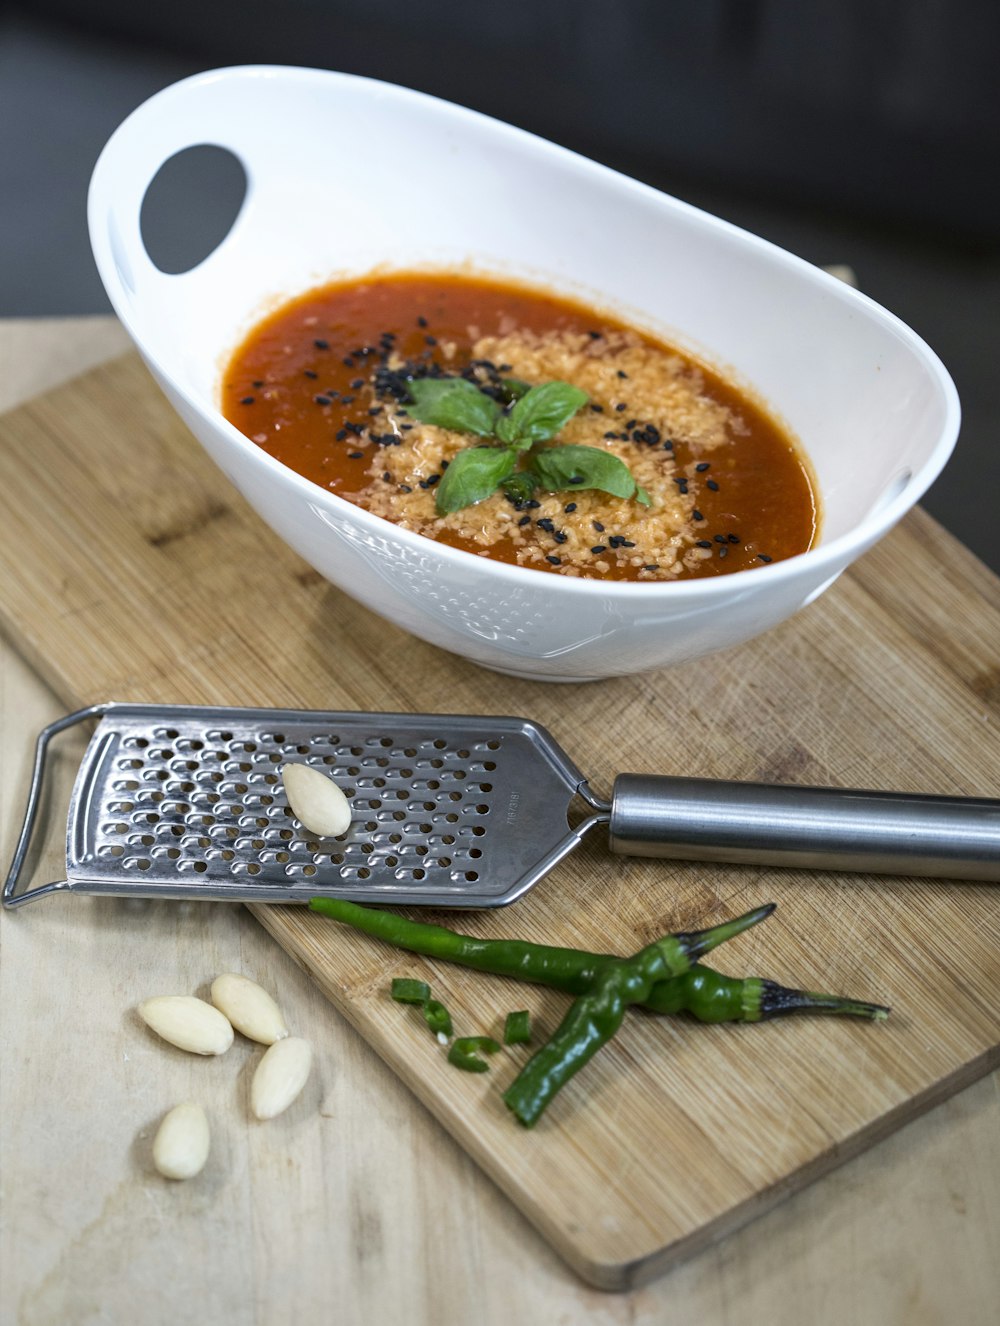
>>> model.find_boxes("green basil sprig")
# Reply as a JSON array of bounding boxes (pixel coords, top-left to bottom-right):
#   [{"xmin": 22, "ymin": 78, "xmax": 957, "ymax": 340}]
[{"xmin": 403, "ymin": 376, "xmax": 651, "ymax": 515}]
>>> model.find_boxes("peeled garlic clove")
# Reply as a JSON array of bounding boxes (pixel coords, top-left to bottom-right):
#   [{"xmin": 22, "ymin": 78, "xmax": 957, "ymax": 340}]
[
  {"xmin": 137, "ymin": 995, "xmax": 234, "ymax": 1055},
  {"xmin": 211, "ymin": 973, "xmax": 288, "ymax": 1045},
  {"xmin": 251, "ymin": 1036, "xmax": 313, "ymax": 1120},
  {"xmin": 153, "ymin": 1102, "xmax": 210, "ymax": 1180},
  {"xmin": 281, "ymin": 762, "xmax": 352, "ymax": 837}
]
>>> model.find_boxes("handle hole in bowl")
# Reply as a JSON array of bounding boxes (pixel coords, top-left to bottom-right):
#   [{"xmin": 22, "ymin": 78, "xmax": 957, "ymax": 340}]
[{"xmin": 139, "ymin": 144, "xmax": 247, "ymax": 275}]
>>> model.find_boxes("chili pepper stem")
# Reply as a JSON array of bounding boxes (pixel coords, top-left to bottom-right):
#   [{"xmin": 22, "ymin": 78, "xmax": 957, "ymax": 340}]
[
  {"xmin": 685, "ymin": 902, "xmax": 776, "ymax": 960},
  {"xmin": 758, "ymin": 983, "xmax": 891, "ymax": 1021}
]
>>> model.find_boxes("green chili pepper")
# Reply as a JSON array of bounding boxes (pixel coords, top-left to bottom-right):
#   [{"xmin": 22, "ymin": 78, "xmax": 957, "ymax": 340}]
[
  {"xmin": 502, "ymin": 937, "xmax": 693, "ymax": 1127},
  {"xmin": 390, "ymin": 977, "xmax": 430, "ymax": 1005},
  {"xmin": 313, "ymin": 899, "xmax": 887, "ymax": 1024},
  {"xmin": 448, "ymin": 1036, "xmax": 501, "ymax": 1073},
  {"xmin": 424, "ymin": 998, "xmax": 453, "ymax": 1040},
  {"xmin": 311, "ymin": 897, "xmax": 774, "ymax": 995},
  {"xmin": 504, "ymin": 1010, "xmax": 532, "ymax": 1045},
  {"xmin": 648, "ymin": 966, "xmax": 889, "ymax": 1023}
]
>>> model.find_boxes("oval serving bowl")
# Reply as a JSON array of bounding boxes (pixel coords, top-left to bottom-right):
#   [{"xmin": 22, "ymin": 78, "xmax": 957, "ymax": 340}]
[{"xmin": 88, "ymin": 65, "xmax": 959, "ymax": 682}]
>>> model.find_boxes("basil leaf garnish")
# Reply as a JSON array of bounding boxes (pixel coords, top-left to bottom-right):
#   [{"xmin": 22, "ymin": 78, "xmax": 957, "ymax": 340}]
[
  {"xmin": 530, "ymin": 445, "xmax": 641, "ymax": 500},
  {"xmin": 405, "ymin": 377, "xmax": 501, "ymax": 438},
  {"xmin": 435, "ymin": 446, "xmax": 517, "ymax": 514},
  {"xmin": 500, "ymin": 471, "xmax": 538, "ymax": 504},
  {"xmin": 497, "ymin": 377, "xmax": 532, "ymax": 404},
  {"xmin": 496, "ymin": 381, "xmax": 589, "ymax": 449}
]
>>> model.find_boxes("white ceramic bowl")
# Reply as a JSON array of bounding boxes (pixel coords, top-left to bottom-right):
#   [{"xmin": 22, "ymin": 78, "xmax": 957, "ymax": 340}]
[{"xmin": 88, "ymin": 65, "xmax": 960, "ymax": 682}]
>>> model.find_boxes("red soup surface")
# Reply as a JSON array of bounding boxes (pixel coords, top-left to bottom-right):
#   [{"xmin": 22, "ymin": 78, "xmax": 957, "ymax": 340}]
[{"xmin": 222, "ymin": 272, "xmax": 818, "ymax": 581}]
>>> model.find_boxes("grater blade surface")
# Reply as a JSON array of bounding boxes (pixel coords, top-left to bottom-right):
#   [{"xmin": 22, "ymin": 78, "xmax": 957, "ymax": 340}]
[{"xmin": 59, "ymin": 703, "xmax": 601, "ymax": 907}]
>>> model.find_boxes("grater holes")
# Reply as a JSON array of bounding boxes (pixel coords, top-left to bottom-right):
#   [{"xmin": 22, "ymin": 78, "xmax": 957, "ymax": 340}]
[{"xmin": 469, "ymin": 848, "xmax": 482, "ymax": 859}]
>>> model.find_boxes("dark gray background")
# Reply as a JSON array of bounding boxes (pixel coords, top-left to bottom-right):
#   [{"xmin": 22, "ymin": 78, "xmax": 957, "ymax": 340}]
[{"xmin": 3, "ymin": 3, "xmax": 997, "ymax": 572}]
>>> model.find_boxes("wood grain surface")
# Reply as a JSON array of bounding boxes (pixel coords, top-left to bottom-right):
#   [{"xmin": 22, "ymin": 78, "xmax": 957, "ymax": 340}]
[{"xmin": 2, "ymin": 351, "xmax": 999, "ymax": 1289}]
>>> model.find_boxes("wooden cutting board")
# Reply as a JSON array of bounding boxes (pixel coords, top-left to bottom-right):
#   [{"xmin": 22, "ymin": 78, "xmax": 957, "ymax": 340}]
[{"xmin": 2, "ymin": 353, "xmax": 999, "ymax": 1290}]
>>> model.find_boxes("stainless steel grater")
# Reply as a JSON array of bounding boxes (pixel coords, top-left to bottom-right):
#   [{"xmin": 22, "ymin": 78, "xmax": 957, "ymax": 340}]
[{"xmin": 4, "ymin": 701, "xmax": 999, "ymax": 910}]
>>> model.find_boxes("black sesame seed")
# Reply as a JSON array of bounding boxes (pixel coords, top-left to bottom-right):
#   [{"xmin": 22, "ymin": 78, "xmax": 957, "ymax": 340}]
[
  {"xmin": 518, "ymin": 515, "xmax": 531, "ymax": 527},
  {"xmin": 546, "ymin": 554, "xmax": 562, "ymax": 564},
  {"xmin": 252, "ymin": 379, "xmax": 264, "ymax": 388},
  {"xmin": 692, "ymin": 509, "xmax": 704, "ymax": 521},
  {"xmin": 526, "ymin": 499, "xmax": 541, "ymax": 509},
  {"xmin": 335, "ymin": 429, "xmax": 348, "ymax": 442},
  {"xmin": 351, "ymin": 378, "xmax": 364, "ymax": 389},
  {"xmin": 440, "ymin": 459, "xmax": 449, "ymax": 469},
  {"xmin": 382, "ymin": 471, "xmax": 391, "ymax": 482},
  {"xmin": 695, "ymin": 462, "xmax": 711, "ymax": 472},
  {"xmin": 587, "ymin": 330, "xmax": 601, "ymax": 339},
  {"xmin": 303, "ymin": 369, "xmax": 318, "ymax": 379},
  {"xmin": 537, "ymin": 518, "xmax": 555, "ymax": 532},
  {"xmin": 696, "ymin": 540, "xmax": 713, "ymax": 549},
  {"xmin": 240, "ymin": 395, "xmax": 255, "ymax": 405},
  {"xmin": 417, "ymin": 316, "xmax": 428, "ymax": 328},
  {"xmin": 424, "ymin": 335, "xmax": 437, "ymax": 346},
  {"xmin": 758, "ymin": 553, "xmax": 773, "ymax": 563},
  {"xmin": 426, "ymin": 474, "xmax": 440, "ymax": 486},
  {"xmin": 314, "ymin": 395, "xmax": 332, "ymax": 406},
  {"xmin": 608, "ymin": 535, "xmax": 625, "ymax": 548},
  {"xmin": 604, "ymin": 431, "xmax": 619, "ymax": 440},
  {"xmin": 718, "ymin": 545, "xmax": 728, "ymax": 558},
  {"xmin": 621, "ymin": 539, "xmax": 636, "ymax": 548},
  {"xmin": 343, "ymin": 357, "xmax": 354, "ymax": 367},
  {"xmin": 399, "ymin": 484, "xmax": 412, "ymax": 493},
  {"xmin": 589, "ymin": 403, "xmax": 604, "ymax": 413},
  {"xmin": 591, "ymin": 545, "xmax": 607, "ymax": 554},
  {"xmin": 314, "ymin": 338, "xmax": 329, "ymax": 350},
  {"xmin": 706, "ymin": 479, "xmax": 720, "ymax": 491},
  {"xmin": 341, "ymin": 395, "xmax": 355, "ymax": 405},
  {"xmin": 727, "ymin": 533, "xmax": 740, "ymax": 544},
  {"xmin": 369, "ymin": 406, "xmax": 382, "ymax": 415},
  {"xmin": 564, "ymin": 502, "xmax": 577, "ymax": 513},
  {"xmin": 617, "ymin": 370, "xmax": 628, "ymax": 379},
  {"xmin": 568, "ymin": 476, "xmax": 584, "ymax": 484},
  {"xmin": 714, "ymin": 534, "xmax": 727, "ymax": 543},
  {"xmin": 593, "ymin": 521, "xmax": 605, "ymax": 532},
  {"xmin": 348, "ymin": 450, "xmax": 364, "ymax": 459},
  {"xmin": 615, "ymin": 402, "xmax": 627, "ymax": 412},
  {"xmin": 662, "ymin": 440, "xmax": 674, "ymax": 451},
  {"xmin": 553, "ymin": 531, "xmax": 568, "ymax": 544},
  {"xmin": 644, "ymin": 564, "xmax": 659, "ymax": 571}
]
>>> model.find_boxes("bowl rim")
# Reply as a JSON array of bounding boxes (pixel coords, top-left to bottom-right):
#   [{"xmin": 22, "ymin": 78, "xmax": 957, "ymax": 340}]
[{"xmin": 88, "ymin": 63, "xmax": 962, "ymax": 600}]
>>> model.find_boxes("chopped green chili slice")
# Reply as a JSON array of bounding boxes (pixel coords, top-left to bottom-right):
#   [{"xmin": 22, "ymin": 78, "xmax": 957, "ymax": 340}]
[
  {"xmin": 504, "ymin": 1010, "xmax": 532, "ymax": 1045},
  {"xmin": 448, "ymin": 1036, "xmax": 501, "ymax": 1073},
  {"xmin": 424, "ymin": 998, "xmax": 453, "ymax": 1040},
  {"xmin": 390, "ymin": 977, "xmax": 431, "ymax": 1005}
]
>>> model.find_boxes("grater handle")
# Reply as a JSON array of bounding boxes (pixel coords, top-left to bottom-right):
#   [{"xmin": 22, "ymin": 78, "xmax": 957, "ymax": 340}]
[
  {"xmin": 608, "ymin": 774, "xmax": 1000, "ymax": 881},
  {"xmin": 2, "ymin": 704, "xmax": 110, "ymax": 909}
]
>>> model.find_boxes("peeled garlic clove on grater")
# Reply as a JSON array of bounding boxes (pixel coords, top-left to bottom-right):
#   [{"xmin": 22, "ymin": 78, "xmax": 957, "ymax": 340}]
[
  {"xmin": 152, "ymin": 1102, "xmax": 211, "ymax": 1180},
  {"xmin": 137, "ymin": 995, "xmax": 234, "ymax": 1055},
  {"xmin": 281, "ymin": 762, "xmax": 352, "ymax": 837},
  {"xmin": 211, "ymin": 973, "xmax": 288, "ymax": 1045},
  {"xmin": 251, "ymin": 1036, "xmax": 313, "ymax": 1120}
]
